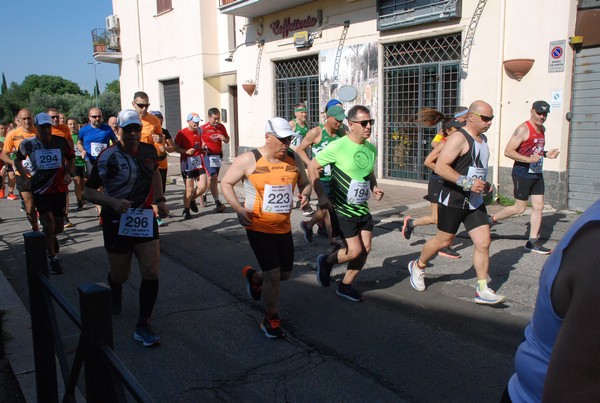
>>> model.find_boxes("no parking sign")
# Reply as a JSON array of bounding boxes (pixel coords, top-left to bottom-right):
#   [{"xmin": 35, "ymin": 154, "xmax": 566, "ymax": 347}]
[{"xmin": 548, "ymin": 40, "xmax": 566, "ymax": 72}]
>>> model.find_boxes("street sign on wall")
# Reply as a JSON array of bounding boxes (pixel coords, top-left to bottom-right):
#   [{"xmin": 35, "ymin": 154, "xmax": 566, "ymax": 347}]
[{"xmin": 548, "ymin": 40, "xmax": 566, "ymax": 72}]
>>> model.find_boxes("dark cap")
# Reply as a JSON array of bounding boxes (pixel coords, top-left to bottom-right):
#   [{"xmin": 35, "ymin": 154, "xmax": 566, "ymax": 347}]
[{"xmin": 532, "ymin": 100, "xmax": 550, "ymax": 114}]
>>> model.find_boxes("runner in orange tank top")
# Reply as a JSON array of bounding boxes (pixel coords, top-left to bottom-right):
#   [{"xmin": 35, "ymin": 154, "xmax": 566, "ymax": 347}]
[{"xmin": 221, "ymin": 117, "xmax": 311, "ymax": 339}]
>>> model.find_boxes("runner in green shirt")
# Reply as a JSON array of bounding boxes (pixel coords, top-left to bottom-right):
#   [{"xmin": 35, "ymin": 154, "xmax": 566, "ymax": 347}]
[{"xmin": 307, "ymin": 105, "xmax": 384, "ymax": 302}]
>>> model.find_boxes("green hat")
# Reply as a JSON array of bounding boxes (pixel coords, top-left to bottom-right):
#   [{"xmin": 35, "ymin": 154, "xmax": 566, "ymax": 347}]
[{"xmin": 326, "ymin": 105, "xmax": 346, "ymax": 121}]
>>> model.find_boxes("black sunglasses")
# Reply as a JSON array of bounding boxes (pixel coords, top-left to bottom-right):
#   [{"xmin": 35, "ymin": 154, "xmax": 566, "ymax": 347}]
[
  {"xmin": 351, "ymin": 119, "xmax": 375, "ymax": 128},
  {"xmin": 50, "ymin": 115, "xmax": 60, "ymax": 120},
  {"xmin": 89, "ymin": 115, "xmax": 102, "ymax": 119},
  {"xmin": 472, "ymin": 112, "xmax": 494, "ymax": 122},
  {"xmin": 135, "ymin": 103, "xmax": 150, "ymax": 109}
]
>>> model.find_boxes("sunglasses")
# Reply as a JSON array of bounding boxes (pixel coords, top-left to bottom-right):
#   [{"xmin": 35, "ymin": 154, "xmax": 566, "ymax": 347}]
[
  {"xmin": 351, "ymin": 119, "xmax": 375, "ymax": 128},
  {"xmin": 122, "ymin": 125, "xmax": 141, "ymax": 134},
  {"xmin": 472, "ymin": 112, "xmax": 494, "ymax": 122},
  {"xmin": 50, "ymin": 115, "xmax": 60, "ymax": 120},
  {"xmin": 135, "ymin": 103, "xmax": 150, "ymax": 109},
  {"xmin": 89, "ymin": 115, "xmax": 102, "ymax": 119}
]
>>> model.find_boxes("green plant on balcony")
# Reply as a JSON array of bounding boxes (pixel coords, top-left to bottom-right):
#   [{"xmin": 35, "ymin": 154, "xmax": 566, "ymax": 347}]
[{"xmin": 93, "ymin": 32, "xmax": 109, "ymax": 52}]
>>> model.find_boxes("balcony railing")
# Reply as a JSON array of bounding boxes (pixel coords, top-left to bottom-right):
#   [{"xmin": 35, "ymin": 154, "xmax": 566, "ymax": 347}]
[
  {"xmin": 92, "ymin": 28, "xmax": 121, "ymax": 53},
  {"xmin": 92, "ymin": 28, "xmax": 122, "ymax": 64}
]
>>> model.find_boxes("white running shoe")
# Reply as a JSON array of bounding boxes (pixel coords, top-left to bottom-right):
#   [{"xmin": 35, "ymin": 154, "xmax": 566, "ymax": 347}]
[
  {"xmin": 408, "ymin": 260, "xmax": 426, "ymax": 291},
  {"xmin": 474, "ymin": 287, "xmax": 506, "ymax": 305}
]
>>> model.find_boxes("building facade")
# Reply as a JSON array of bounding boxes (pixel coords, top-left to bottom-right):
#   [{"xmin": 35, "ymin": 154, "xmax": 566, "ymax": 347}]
[{"xmin": 96, "ymin": 0, "xmax": 600, "ymax": 210}]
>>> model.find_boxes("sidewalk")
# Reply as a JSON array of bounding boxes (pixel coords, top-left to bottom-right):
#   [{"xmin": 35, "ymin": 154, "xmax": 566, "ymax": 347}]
[{"xmin": 0, "ymin": 153, "xmax": 581, "ymax": 401}]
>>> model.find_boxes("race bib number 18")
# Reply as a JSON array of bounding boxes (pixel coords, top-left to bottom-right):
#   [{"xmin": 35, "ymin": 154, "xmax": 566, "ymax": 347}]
[
  {"xmin": 262, "ymin": 184, "xmax": 293, "ymax": 213},
  {"xmin": 118, "ymin": 208, "xmax": 154, "ymax": 237}
]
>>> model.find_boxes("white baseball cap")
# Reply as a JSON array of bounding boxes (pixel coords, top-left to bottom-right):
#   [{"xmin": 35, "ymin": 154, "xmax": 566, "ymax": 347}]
[
  {"xmin": 265, "ymin": 117, "xmax": 295, "ymax": 139},
  {"xmin": 117, "ymin": 109, "xmax": 142, "ymax": 128}
]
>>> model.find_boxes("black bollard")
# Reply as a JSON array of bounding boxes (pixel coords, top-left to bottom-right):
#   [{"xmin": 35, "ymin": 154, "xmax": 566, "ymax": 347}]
[{"xmin": 25, "ymin": 231, "xmax": 59, "ymax": 403}]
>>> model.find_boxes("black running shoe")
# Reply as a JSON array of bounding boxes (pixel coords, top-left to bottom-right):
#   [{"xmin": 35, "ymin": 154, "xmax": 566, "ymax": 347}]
[
  {"xmin": 300, "ymin": 221, "xmax": 313, "ymax": 243},
  {"xmin": 189, "ymin": 199, "xmax": 199, "ymax": 213},
  {"xmin": 182, "ymin": 208, "xmax": 192, "ymax": 220},
  {"xmin": 316, "ymin": 254, "xmax": 333, "ymax": 287},
  {"xmin": 133, "ymin": 324, "xmax": 161, "ymax": 347},
  {"xmin": 242, "ymin": 265, "xmax": 261, "ymax": 301},
  {"xmin": 49, "ymin": 258, "xmax": 64, "ymax": 275},
  {"xmin": 438, "ymin": 247, "xmax": 461, "ymax": 259},
  {"xmin": 260, "ymin": 315, "xmax": 284, "ymax": 339},
  {"xmin": 524, "ymin": 241, "xmax": 551, "ymax": 255},
  {"xmin": 336, "ymin": 283, "xmax": 363, "ymax": 302},
  {"xmin": 402, "ymin": 216, "xmax": 414, "ymax": 240}
]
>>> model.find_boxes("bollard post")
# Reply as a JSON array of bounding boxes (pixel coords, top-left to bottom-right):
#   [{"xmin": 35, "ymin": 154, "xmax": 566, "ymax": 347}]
[
  {"xmin": 25, "ymin": 231, "xmax": 59, "ymax": 402},
  {"xmin": 78, "ymin": 283, "xmax": 118, "ymax": 402}
]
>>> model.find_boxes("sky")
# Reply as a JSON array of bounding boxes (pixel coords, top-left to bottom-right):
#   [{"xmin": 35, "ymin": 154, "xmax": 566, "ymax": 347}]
[{"xmin": 1, "ymin": 0, "xmax": 120, "ymax": 94}]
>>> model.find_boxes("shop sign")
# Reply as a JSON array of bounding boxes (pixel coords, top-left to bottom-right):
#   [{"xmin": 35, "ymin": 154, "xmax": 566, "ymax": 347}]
[{"xmin": 270, "ymin": 16, "xmax": 317, "ymax": 38}]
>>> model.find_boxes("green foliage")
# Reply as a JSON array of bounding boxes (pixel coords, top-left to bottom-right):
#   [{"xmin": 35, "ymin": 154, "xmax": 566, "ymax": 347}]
[
  {"xmin": 0, "ymin": 75, "xmax": 121, "ymax": 124},
  {"xmin": 105, "ymin": 79, "xmax": 120, "ymax": 94},
  {"xmin": 21, "ymin": 74, "xmax": 83, "ymax": 96},
  {"xmin": 496, "ymin": 194, "xmax": 516, "ymax": 206},
  {"xmin": 1, "ymin": 73, "xmax": 7, "ymax": 95}
]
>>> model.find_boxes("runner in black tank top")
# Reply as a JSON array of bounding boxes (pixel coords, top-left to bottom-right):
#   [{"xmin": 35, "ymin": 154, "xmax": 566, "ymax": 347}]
[{"xmin": 406, "ymin": 101, "xmax": 507, "ymax": 305}]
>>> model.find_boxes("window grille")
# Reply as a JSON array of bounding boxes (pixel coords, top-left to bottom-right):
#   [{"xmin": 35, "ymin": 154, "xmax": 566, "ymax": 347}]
[
  {"xmin": 275, "ymin": 56, "xmax": 320, "ymax": 128},
  {"xmin": 383, "ymin": 34, "xmax": 461, "ymax": 181}
]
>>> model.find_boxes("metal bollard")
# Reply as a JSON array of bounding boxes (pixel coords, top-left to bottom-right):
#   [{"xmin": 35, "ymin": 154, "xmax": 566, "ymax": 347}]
[
  {"xmin": 25, "ymin": 231, "xmax": 59, "ymax": 403},
  {"xmin": 79, "ymin": 283, "xmax": 118, "ymax": 402}
]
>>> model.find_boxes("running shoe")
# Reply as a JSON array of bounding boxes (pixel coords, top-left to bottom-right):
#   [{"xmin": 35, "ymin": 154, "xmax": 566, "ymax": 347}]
[
  {"xmin": 242, "ymin": 265, "xmax": 261, "ymax": 301},
  {"xmin": 302, "ymin": 206, "xmax": 315, "ymax": 217},
  {"xmin": 182, "ymin": 208, "xmax": 192, "ymax": 220},
  {"xmin": 189, "ymin": 199, "xmax": 199, "ymax": 213},
  {"xmin": 438, "ymin": 247, "xmax": 461, "ymax": 259},
  {"xmin": 524, "ymin": 241, "xmax": 551, "ymax": 255},
  {"xmin": 215, "ymin": 202, "xmax": 226, "ymax": 213},
  {"xmin": 300, "ymin": 221, "xmax": 313, "ymax": 243},
  {"xmin": 20, "ymin": 201, "xmax": 25, "ymax": 211},
  {"xmin": 407, "ymin": 260, "xmax": 426, "ymax": 291},
  {"xmin": 7, "ymin": 193, "xmax": 19, "ymax": 201},
  {"xmin": 133, "ymin": 324, "xmax": 161, "ymax": 347},
  {"xmin": 336, "ymin": 283, "xmax": 364, "ymax": 302},
  {"xmin": 260, "ymin": 315, "xmax": 284, "ymax": 339},
  {"xmin": 0, "ymin": 189, "xmax": 4, "ymax": 199},
  {"xmin": 474, "ymin": 287, "xmax": 506, "ymax": 305},
  {"xmin": 64, "ymin": 217, "xmax": 74, "ymax": 228},
  {"xmin": 156, "ymin": 217, "xmax": 165, "ymax": 227},
  {"xmin": 402, "ymin": 216, "xmax": 414, "ymax": 240},
  {"xmin": 77, "ymin": 199, "xmax": 84, "ymax": 211},
  {"xmin": 49, "ymin": 257, "xmax": 64, "ymax": 275},
  {"xmin": 316, "ymin": 254, "xmax": 333, "ymax": 287}
]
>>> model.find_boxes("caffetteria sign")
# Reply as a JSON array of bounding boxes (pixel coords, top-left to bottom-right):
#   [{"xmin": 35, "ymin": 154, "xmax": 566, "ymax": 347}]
[{"xmin": 270, "ymin": 16, "xmax": 317, "ymax": 38}]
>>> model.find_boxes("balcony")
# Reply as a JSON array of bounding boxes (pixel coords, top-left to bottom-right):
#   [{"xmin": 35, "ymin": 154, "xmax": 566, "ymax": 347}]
[
  {"xmin": 219, "ymin": 0, "xmax": 314, "ymax": 18},
  {"xmin": 91, "ymin": 28, "xmax": 122, "ymax": 64}
]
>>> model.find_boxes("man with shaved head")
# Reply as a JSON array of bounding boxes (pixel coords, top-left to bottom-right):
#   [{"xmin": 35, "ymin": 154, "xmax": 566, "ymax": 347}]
[{"xmin": 407, "ymin": 100, "xmax": 506, "ymax": 305}]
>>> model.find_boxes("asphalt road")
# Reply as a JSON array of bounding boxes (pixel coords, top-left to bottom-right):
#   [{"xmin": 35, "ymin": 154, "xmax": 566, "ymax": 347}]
[{"xmin": 0, "ymin": 154, "xmax": 579, "ymax": 402}]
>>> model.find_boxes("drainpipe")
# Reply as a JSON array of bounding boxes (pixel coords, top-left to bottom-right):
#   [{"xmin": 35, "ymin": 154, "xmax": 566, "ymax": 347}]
[
  {"xmin": 377, "ymin": 43, "xmax": 384, "ymax": 179},
  {"xmin": 492, "ymin": 0, "xmax": 506, "ymax": 200},
  {"xmin": 136, "ymin": 0, "xmax": 144, "ymax": 89}
]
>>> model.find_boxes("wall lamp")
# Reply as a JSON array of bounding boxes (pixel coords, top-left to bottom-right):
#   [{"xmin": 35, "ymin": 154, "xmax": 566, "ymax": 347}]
[{"xmin": 225, "ymin": 40, "xmax": 265, "ymax": 62}]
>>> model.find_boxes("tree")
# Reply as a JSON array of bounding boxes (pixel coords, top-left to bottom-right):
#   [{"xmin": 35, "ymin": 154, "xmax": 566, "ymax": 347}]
[
  {"xmin": 94, "ymin": 79, "xmax": 101, "ymax": 98},
  {"xmin": 105, "ymin": 79, "xmax": 120, "ymax": 95},
  {"xmin": 1, "ymin": 73, "xmax": 7, "ymax": 95},
  {"xmin": 20, "ymin": 74, "xmax": 83, "ymax": 96}
]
